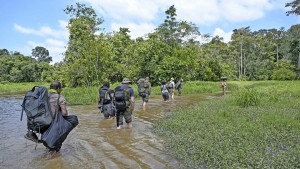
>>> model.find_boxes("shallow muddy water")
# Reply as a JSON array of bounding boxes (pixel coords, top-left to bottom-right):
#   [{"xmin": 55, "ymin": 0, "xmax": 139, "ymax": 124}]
[{"xmin": 0, "ymin": 92, "xmax": 223, "ymax": 169}]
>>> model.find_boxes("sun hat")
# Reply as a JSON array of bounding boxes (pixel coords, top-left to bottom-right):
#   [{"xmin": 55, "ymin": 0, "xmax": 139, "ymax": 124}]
[
  {"xmin": 171, "ymin": 78, "xmax": 174, "ymax": 81},
  {"xmin": 121, "ymin": 78, "xmax": 132, "ymax": 84}
]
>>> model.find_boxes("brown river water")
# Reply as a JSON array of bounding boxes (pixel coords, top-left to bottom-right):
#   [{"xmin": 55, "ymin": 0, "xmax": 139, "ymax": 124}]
[{"xmin": 0, "ymin": 93, "xmax": 223, "ymax": 169}]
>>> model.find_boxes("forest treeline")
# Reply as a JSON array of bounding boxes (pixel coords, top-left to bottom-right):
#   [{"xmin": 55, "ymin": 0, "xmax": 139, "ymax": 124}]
[{"xmin": 1, "ymin": 3, "xmax": 299, "ymax": 87}]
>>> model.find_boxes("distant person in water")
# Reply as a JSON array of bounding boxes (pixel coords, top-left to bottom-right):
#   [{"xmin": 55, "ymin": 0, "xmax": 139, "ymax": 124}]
[
  {"xmin": 114, "ymin": 78, "xmax": 135, "ymax": 129},
  {"xmin": 175, "ymin": 78, "xmax": 183, "ymax": 96},
  {"xmin": 168, "ymin": 78, "xmax": 175, "ymax": 99},
  {"xmin": 98, "ymin": 82, "xmax": 115, "ymax": 119},
  {"xmin": 161, "ymin": 80, "xmax": 169, "ymax": 101}
]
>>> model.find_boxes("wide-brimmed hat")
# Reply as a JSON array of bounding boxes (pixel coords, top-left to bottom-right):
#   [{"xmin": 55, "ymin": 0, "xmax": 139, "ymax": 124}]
[
  {"xmin": 171, "ymin": 78, "xmax": 174, "ymax": 81},
  {"xmin": 121, "ymin": 78, "xmax": 132, "ymax": 84}
]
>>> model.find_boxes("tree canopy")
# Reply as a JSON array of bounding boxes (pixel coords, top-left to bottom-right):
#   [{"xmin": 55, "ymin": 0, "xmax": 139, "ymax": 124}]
[{"xmin": 1, "ymin": 3, "xmax": 299, "ymax": 85}]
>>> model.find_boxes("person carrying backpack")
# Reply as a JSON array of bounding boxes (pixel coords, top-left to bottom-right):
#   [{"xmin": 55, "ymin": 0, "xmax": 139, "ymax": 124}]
[
  {"xmin": 137, "ymin": 77, "xmax": 151, "ymax": 110},
  {"xmin": 24, "ymin": 81, "xmax": 71, "ymax": 158},
  {"xmin": 167, "ymin": 78, "xmax": 175, "ymax": 99},
  {"xmin": 114, "ymin": 78, "xmax": 135, "ymax": 129},
  {"xmin": 161, "ymin": 80, "xmax": 169, "ymax": 101},
  {"xmin": 98, "ymin": 82, "xmax": 115, "ymax": 119},
  {"xmin": 175, "ymin": 78, "xmax": 183, "ymax": 96}
]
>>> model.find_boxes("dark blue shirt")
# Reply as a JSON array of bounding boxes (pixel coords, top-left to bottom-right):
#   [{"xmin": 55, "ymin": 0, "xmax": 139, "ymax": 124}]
[{"xmin": 120, "ymin": 85, "xmax": 134, "ymax": 97}]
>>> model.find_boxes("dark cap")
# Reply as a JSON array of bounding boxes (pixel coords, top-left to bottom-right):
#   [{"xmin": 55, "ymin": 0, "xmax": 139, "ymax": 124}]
[{"xmin": 50, "ymin": 81, "xmax": 62, "ymax": 89}]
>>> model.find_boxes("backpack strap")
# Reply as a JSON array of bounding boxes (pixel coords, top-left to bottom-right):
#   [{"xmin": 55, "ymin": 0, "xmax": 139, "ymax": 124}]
[
  {"xmin": 52, "ymin": 94, "xmax": 61, "ymax": 121},
  {"xmin": 20, "ymin": 98, "xmax": 26, "ymax": 121}
]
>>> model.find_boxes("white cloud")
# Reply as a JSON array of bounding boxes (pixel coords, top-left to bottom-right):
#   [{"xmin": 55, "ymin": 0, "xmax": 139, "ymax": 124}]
[
  {"xmin": 111, "ymin": 22, "xmax": 156, "ymax": 38},
  {"xmin": 213, "ymin": 28, "xmax": 233, "ymax": 43},
  {"xmin": 14, "ymin": 22, "xmax": 68, "ymax": 39},
  {"xmin": 45, "ymin": 38, "xmax": 66, "ymax": 47},
  {"xmin": 82, "ymin": 0, "xmax": 278, "ymax": 25},
  {"xmin": 81, "ymin": 0, "xmax": 282, "ymax": 38},
  {"xmin": 14, "ymin": 20, "xmax": 69, "ymax": 63},
  {"xmin": 82, "ymin": 0, "xmax": 160, "ymax": 22},
  {"xmin": 219, "ymin": 0, "xmax": 272, "ymax": 22},
  {"xmin": 172, "ymin": 0, "xmax": 220, "ymax": 25}
]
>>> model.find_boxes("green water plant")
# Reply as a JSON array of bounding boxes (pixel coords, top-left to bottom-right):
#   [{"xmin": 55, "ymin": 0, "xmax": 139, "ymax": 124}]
[
  {"xmin": 233, "ymin": 87, "xmax": 260, "ymax": 107},
  {"xmin": 153, "ymin": 81, "xmax": 300, "ymax": 168}
]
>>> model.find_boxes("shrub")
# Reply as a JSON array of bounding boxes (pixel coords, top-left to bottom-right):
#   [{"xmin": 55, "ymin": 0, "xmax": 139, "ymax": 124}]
[
  {"xmin": 234, "ymin": 87, "xmax": 260, "ymax": 107},
  {"xmin": 272, "ymin": 68, "xmax": 297, "ymax": 80}
]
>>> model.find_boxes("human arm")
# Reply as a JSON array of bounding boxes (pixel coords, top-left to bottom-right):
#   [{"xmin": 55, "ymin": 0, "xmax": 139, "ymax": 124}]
[
  {"xmin": 59, "ymin": 95, "xmax": 68, "ymax": 116},
  {"xmin": 129, "ymin": 88, "xmax": 135, "ymax": 113},
  {"xmin": 149, "ymin": 82, "xmax": 151, "ymax": 95},
  {"xmin": 60, "ymin": 104, "xmax": 68, "ymax": 116},
  {"xmin": 130, "ymin": 96, "xmax": 135, "ymax": 113}
]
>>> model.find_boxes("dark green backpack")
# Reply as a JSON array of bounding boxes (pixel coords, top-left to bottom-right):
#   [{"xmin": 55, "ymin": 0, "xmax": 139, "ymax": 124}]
[
  {"xmin": 137, "ymin": 78, "xmax": 149, "ymax": 95},
  {"xmin": 99, "ymin": 88, "xmax": 111, "ymax": 105},
  {"xmin": 21, "ymin": 86, "xmax": 53, "ymax": 133},
  {"xmin": 114, "ymin": 86, "xmax": 131, "ymax": 111}
]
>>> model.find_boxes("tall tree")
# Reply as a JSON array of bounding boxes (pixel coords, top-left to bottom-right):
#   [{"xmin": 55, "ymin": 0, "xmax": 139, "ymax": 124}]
[
  {"xmin": 32, "ymin": 46, "xmax": 52, "ymax": 63},
  {"xmin": 64, "ymin": 2, "xmax": 104, "ymax": 87},
  {"xmin": 108, "ymin": 28, "xmax": 134, "ymax": 82},
  {"xmin": 0, "ymin": 49, "xmax": 9, "ymax": 56},
  {"xmin": 231, "ymin": 27, "xmax": 252, "ymax": 79},
  {"xmin": 284, "ymin": 24, "xmax": 300, "ymax": 72},
  {"xmin": 285, "ymin": 0, "xmax": 300, "ymax": 15}
]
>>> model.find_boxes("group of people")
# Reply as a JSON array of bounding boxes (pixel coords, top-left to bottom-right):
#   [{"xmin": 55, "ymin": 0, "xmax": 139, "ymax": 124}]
[
  {"xmin": 98, "ymin": 78, "xmax": 135, "ymax": 129},
  {"xmin": 23, "ymin": 77, "xmax": 183, "ymax": 157},
  {"xmin": 97, "ymin": 77, "xmax": 184, "ymax": 127},
  {"xmin": 161, "ymin": 78, "xmax": 183, "ymax": 101}
]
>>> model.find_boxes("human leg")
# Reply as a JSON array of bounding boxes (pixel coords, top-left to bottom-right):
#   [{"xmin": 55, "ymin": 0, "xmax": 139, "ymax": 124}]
[
  {"xmin": 102, "ymin": 104, "xmax": 110, "ymax": 119},
  {"xmin": 178, "ymin": 88, "xmax": 181, "ymax": 96},
  {"xmin": 116, "ymin": 111, "xmax": 124, "ymax": 129},
  {"xmin": 124, "ymin": 109, "xmax": 132, "ymax": 128},
  {"xmin": 162, "ymin": 93, "xmax": 168, "ymax": 101},
  {"xmin": 109, "ymin": 103, "xmax": 116, "ymax": 119}
]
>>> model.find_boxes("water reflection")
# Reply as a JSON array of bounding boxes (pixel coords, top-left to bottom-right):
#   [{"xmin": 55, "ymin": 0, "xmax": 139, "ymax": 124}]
[{"xmin": 0, "ymin": 93, "xmax": 218, "ymax": 169}]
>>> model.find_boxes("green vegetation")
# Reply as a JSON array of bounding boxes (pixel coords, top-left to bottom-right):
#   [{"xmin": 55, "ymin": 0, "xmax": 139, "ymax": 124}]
[
  {"xmin": 1, "ymin": 3, "xmax": 300, "ymax": 87},
  {"xmin": 0, "ymin": 0, "xmax": 299, "ymax": 167},
  {"xmin": 0, "ymin": 80, "xmax": 229, "ymax": 104},
  {"xmin": 153, "ymin": 81, "xmax": 300, "ymax": 168},
  {"xmin": 1, "ymin": 80, "xmax": 299, "ymax": 168},
  {"xmin": 0, "ymin": 82, "xmax": 49, "ymax": 95}
]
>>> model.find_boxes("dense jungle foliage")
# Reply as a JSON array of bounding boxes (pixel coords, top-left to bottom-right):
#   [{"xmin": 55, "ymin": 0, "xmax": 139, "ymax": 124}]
[{"xmin": 1, "ymin": 2, "xmax": 300, "ymax": 86}]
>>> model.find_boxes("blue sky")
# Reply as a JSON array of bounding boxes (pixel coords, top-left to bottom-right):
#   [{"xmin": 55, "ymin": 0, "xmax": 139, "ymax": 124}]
[{"xmin": 0, "ymin": 0, "xmax": 299, "ymax": 64}]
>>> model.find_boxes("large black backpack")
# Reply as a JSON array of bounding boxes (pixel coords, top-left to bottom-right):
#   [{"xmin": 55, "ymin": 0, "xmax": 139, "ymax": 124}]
[
  {"xmin": 114, "ymin": 86, "xmax": 131, "ymax": 111},
  {"xmin": 41, "ymin": 94, "xmax": 79, "ymax": 150},
  {"xmin": 21, "ymin": 86, "xmax": 52, "ymax": 133}
]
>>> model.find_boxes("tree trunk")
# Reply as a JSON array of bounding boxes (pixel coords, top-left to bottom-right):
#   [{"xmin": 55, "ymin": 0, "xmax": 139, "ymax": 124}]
[
  {"xmin": 298, "ymin": 39, "xmax": 300, "ymax": 76},
  {"xmin": 240, "ymin": 42, "xmax": 243, "ymax": 78}
]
